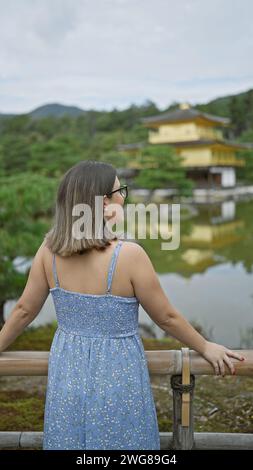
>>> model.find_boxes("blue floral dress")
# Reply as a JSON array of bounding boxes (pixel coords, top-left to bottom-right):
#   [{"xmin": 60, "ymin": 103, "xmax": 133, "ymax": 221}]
[{"xmin": 43, "ymin": 240, "xmax": 160, "ymax": 450}]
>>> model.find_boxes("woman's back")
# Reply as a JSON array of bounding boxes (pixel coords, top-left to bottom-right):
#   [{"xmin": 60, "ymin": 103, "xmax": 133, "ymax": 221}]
[
  {"xmin": 42, "ymin": 238, "xmax": 161, "ymax": 450},
  {"xmin": 44, "ymin": 238, "xmax": 136, "ymax": 298},
  {"xmin": 49, "ymin": 239, "xmax": 140, "ymax": 338}
]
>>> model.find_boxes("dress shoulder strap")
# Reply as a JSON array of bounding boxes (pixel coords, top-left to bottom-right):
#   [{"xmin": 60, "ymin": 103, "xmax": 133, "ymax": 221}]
[
  {"xmin": 106, "ymin": 240, "xmax": 123, "ymax": 294},
  {"xmin": 52, "ymin": 253, "xmax": 60, "ymax": 288}
]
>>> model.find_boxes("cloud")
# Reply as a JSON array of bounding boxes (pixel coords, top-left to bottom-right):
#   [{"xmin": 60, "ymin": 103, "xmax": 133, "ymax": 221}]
[{"xmin": 0, "ymin": 0, "xmax": 252, "ymax": 113}]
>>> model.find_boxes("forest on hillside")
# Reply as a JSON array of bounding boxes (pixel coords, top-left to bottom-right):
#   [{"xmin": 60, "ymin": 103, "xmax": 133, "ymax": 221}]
[{"xmin": 0, "ymin": 88, "xmax": 253, "ymax": 181}]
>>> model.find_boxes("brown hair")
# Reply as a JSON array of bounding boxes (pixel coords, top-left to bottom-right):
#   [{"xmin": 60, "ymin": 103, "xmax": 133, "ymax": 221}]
[{"xmin": 45, "ymin": 160, "xmax": 118, "ymax": 256}]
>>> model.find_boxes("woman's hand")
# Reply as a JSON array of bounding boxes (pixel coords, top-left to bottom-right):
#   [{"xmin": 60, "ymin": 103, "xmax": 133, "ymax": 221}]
[{"xmin": 201, "ymin": 341, "xmax": 245, "ymax": 376}]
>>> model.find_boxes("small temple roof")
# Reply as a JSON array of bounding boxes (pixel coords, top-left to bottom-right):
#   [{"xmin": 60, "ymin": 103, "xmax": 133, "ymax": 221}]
[{"xmin": 141, "ymin": 105, "xmax": 231, "ymax": 127}]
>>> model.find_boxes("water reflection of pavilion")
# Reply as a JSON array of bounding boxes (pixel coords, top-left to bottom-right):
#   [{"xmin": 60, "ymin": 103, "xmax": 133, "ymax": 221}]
[{"xmin": 181, "ymin": 201, "xmax": 244, "ymax": 268}]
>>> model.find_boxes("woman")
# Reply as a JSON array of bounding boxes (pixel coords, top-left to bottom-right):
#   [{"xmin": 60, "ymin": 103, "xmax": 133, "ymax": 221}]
[{"xmin": 0, "ymin": 160, "xmax": 245, "ymax": 450}]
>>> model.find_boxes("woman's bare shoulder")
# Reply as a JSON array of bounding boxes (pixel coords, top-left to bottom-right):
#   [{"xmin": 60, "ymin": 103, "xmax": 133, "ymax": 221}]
[
  {"xmin": 121, "ymin": 240, "xmax": 147, "ymax": 257},
  {"xmin": 40, "ymin": 238, "xmax": 53, "ymax": 265}
]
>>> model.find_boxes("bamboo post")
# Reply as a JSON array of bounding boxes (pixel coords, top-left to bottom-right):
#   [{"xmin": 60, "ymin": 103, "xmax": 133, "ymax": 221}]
[
  {"xmin": 170, "ymin": 374, "xmax": 195, "ymax": 450},
  {"xmin": 170, "ymin": 347, "xmax": 195, "ymax": 450}
]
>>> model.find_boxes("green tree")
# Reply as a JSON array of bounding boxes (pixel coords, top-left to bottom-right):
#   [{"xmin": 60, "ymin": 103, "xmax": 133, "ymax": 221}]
[
  {"xmin": 0, "ymin": 135, "xmax": 32, "ymax": 174},
  {"xmin": 28, "ymin": 136, "xmax": 87, "ymax": 177},
  {"xmin": 0, "ymin": 173, "xmax": 57, "ymax": 325},
  {"xmin": 244, "ymin": 90, "xmax": 253, "ymax": 132},
  {"xmin": 237, "ymin": 129, "xmax": 253, "ymax": 183},
  {"xmin": 101, "ymin": 151, "xmax": 130, "ymax": 168},
  {"xmin": 229, "ymin": 96, "xmax": 247, "ymax": 137},
  {"xmin": 133, "ymin": 144, "xmax": 194, "ymax": 197}
]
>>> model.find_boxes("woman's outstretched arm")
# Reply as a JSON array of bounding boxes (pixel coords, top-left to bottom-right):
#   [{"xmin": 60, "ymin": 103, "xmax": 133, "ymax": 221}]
[
  {"xmin": 0, "ymin": 240, "xmax": 49, "ymax": 352},
  {"xmin": 127, "ymin": 242, "xmax": 245, "ymax": 376}
]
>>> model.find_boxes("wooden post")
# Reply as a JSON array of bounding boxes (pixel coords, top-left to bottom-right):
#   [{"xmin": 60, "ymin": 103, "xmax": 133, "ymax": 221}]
[
  {"xmin": 170, "ymin": 347, "xmax": 196, "ymax": 449},
  {"xmin": 170, "ymin": 374, "xmax": 195, "ymax": 450}
]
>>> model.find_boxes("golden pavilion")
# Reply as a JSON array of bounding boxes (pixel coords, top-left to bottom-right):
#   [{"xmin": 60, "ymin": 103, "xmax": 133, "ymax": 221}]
[{"xmin": 119, "ymin": 103, "xmax": 251, "ymax": 188}]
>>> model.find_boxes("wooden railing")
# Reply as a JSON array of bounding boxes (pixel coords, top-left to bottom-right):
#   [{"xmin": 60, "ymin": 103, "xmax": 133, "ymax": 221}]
[{"xmin": 0, "ymin": 349, "xmax": 253, "ymax": 450}]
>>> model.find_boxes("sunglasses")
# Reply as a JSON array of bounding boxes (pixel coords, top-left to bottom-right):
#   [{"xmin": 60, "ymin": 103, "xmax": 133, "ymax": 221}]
[{"xmin": 106, "ymin": 184, "xmax": 128, "ymax": 199}]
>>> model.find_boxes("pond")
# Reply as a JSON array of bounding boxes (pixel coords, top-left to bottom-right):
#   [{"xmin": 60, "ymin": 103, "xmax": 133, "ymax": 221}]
[
  {"xmin": 4, "ymin": 199, "xmax": 253, "ymax": 349},
  {"xmin": 138, "ymin": 198, "xmax": 253, "ymax": 348}
]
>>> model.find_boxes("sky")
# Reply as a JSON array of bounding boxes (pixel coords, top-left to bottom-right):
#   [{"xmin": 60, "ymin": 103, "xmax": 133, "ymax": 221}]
[{"xmin": 0, "ymin": 0, "xmax": 253, "ymax": 114}]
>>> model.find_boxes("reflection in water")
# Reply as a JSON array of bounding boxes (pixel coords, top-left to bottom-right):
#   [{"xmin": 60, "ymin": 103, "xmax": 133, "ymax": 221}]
[
  {"xmin": 240, "ymin": 327, "xmax": 253, "ymax": 348},
  {"xmin": 181, "ymin": 249, "xmax": 214, "ymax": 267},
  {"xmin": 4, "ymin": 200, "xmax": 253, "ymax": 349},
  {"xmin": 155, "ymin": 262, "xmax": 253, "ymax": 349},
  {"xmin": 138, "ymin": 199, "xmax": 253, "ymax": 348},
  {"xmin": 182, "ymin": 220, "xmax": 244, "ymax": 248},
  {"xmin": 211, "ymin": 200, "xmax": 235, "ymax": 223}
]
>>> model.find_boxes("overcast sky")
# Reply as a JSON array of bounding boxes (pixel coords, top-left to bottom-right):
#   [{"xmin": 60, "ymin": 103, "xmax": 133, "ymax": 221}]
[{"xmin": 0, "ymin": 0, "xmax": 252, "ymax": 114}]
